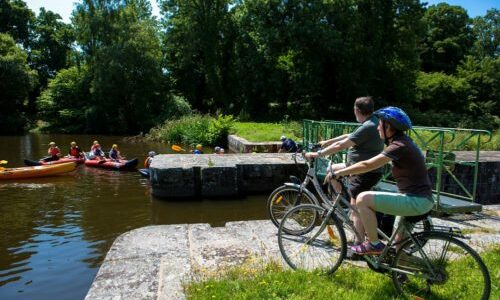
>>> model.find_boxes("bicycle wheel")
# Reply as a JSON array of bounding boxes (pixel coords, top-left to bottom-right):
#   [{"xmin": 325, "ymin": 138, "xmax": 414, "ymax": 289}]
[
  {"xmin": 278, "ymin": 204, "xmax": 347, "ymax": 274},
  {"xmin": 391, "ymin": 232, "xmax": 490, "ymax": 299},
  {"xmin": 267, "ymin": 185, "xmax": 318, "ymax": 229}
]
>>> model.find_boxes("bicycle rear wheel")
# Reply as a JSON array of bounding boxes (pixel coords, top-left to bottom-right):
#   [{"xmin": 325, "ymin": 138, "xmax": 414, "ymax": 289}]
[
  {"xmin": 392, "ymin": 233, "xmax": 490, "ymax": 299},
  {"xmin": 267, "ymin": 185, "xmax": 317, "ymax": 229},
  {"xmin": 278, "ymin": 204, "xmax": 346, "ymax": 274}
]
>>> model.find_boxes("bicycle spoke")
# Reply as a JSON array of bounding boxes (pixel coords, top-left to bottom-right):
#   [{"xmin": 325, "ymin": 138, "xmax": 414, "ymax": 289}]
[
  {"xmin": 392, "ymin": 233, "xmax": 490, "ymax": 299},
  {"xmin": 278, "ymin": 204, "xmax": 346, "ymax": 274},
  {"xmin": 267, "ymin": 186, "xmax": 317, "ymax": 229}
]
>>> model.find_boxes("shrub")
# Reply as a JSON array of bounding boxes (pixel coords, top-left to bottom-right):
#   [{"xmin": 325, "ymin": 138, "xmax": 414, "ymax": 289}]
[{"xmin": 147, "ymin": 114, "xmax": 234, "ymax": 146}]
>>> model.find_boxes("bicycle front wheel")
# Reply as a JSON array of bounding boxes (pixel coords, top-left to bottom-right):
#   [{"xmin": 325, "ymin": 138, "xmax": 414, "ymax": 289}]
[
  {"xmin": 278, "ymin": 204, "xmax": 346, "ymax": 274},
  {"xmin": 267, "ymin": 185, "xmax": 318, "ymax": 229},
  {"xmin": 392, "ymin": 232, "xmax": 491, "ymax": 299}
]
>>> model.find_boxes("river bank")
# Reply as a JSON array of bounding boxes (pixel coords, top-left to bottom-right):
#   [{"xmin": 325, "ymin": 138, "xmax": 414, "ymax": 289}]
[{"xmin": 86, "ymin": 205, "xmax": 500, "ymax": 300}]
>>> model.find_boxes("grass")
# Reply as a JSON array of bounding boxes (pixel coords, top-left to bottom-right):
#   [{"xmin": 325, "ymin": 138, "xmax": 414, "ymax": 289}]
[
  {"xmin": 184, "ymin": 246, "xmax": 499, "ymax": 300},
  {"xmin": 232, "ymin": 121, "xmax": 302, "ymax": 142}
]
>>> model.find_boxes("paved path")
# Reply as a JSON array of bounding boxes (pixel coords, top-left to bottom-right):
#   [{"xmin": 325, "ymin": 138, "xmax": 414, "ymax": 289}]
[{"xmin": 86, "ymin": 205, "xmax": 500, "ymax": 300}]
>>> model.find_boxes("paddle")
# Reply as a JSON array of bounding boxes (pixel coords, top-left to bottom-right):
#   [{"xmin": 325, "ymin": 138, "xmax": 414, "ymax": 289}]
[{"xmin": 171, "ymin": 145, "xmax": 186, "ymax": 152}]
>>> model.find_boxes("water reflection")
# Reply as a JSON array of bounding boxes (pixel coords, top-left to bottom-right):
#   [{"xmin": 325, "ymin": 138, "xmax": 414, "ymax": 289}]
[{"xmin": 0, "ymin": 134, "xmax": 268, "ymax": 300}]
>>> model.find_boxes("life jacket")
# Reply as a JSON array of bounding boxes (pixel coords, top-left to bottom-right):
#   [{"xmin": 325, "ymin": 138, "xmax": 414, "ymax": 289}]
[
  {"xmin": 144, "ymin": 157, "xmax": 152, "ymax": 168},
  {"xmin": 49, "ymin": 147, "xmax": 60, "ymax": 156},
  {"xmin": 109, "ymin": 149, "xmax": 119, "ymax": 160},
  {"xmin": 92, "ymin": 148, "xmax": 103, "ymax": 157},
  {"xmin": 69, "ymin": 146, "xmax": 80, "ymax": 157}
]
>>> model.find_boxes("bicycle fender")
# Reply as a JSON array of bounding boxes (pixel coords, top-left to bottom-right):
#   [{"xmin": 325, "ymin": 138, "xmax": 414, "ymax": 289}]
[{"xmin": 282, "ymin": 183, "xmax": 317, "ymax": 200}]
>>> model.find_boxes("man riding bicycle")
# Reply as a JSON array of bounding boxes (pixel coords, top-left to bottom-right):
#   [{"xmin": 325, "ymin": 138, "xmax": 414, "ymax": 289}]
[
  {"xmin": 332, "ymin": 107, "xmax": 434, "ymax": 255},
  {"xmin": 305, "ymin": 96, "xmax": 384, "ymax": 245}
]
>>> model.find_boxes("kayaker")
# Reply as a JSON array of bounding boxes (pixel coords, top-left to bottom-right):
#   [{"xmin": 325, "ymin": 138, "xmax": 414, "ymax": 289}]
[
  {"xmin": 68, "ymin": 141, "xmax": 83, "ymax": 158},
  {"xmin": 90, "ymin": 140, "xmax": 99, "ymax": 153},
  {"xmin": 214, "ymin": 146, "xmax": 221, "ymax": 154},
  {"xmin": 90, "ymin": 143, "xmax": 105, "ymax": 160},
  {"xmin": 144, "ymin": 151, "xmax": 156, "ymax": 168},
  {"xmin": 45, "ymin": 142, "xmax": 61, "ymax": 162},
  {"xmin": 109, "ymin": 144, "xmax": 123, "ymax": 161},
  {"xmin": 220, "ymin": 148, "xmax": 225, "ymax": 154},
  {"xmin": 193, "ymin": 144, "xmax": 203, "ymax": 154}
]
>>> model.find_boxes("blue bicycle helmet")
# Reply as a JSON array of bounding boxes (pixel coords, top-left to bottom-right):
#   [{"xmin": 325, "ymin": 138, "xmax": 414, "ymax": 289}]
[{"xmin": 374, "ymin": 106, "xmax": 412, "ymax": 131}]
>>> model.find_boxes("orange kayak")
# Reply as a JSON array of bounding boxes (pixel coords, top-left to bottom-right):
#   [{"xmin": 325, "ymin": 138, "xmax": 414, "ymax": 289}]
[{"xmin": 0, "ymin": 162, "xmax": 77, "ymax": 180}]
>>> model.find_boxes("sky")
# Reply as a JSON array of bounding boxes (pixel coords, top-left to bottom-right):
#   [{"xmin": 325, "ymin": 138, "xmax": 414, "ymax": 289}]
[
  {"xmin": 24, "ymin": 0, "xmax": 161, "ymax": 23},
  {"xmin": 24, "ymin": 0, "xmax": 498, "ymax": 23}
]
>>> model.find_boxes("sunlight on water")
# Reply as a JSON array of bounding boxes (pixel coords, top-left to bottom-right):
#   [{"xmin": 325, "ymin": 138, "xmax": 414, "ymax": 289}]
[{"xmin": 0, "ymin": 134, "xmax": 267, "ymax": 300}]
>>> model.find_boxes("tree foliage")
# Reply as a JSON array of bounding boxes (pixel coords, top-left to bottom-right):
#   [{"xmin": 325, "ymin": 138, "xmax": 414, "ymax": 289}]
[
  {"xmin": 1, "ymin": 0, "xmax": 499, "ymax": 133},
  {"xmin": 0, "ymin": 33, "xmax": 36, "ymax": 133},
  {"xmin": 421, "ymin": 3, "xmax": 472, "ymax": 73}
]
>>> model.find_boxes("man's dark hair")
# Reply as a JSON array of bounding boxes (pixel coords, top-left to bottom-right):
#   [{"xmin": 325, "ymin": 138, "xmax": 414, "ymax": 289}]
[{"xmin": 354, "ymin": 96, "xmax": 374, "ymax": 115}]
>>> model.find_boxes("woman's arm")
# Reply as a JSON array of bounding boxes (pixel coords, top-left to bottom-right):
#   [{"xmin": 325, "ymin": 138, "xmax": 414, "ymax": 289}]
[{"xmin": 335, "ymin": 153, "xmax": 391, "ymax": 176}]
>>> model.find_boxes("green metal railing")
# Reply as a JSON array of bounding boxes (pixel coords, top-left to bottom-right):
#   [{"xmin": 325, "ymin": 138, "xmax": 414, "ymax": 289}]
[{"xmin": 302, "ymin": 119, "xmax": 492, "ymax": 211}]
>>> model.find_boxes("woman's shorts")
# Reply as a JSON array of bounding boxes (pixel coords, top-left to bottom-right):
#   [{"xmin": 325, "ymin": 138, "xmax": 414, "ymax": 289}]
[{"xmin": 373, "ymin": 191, "xmax": 434, "ymax": 217}]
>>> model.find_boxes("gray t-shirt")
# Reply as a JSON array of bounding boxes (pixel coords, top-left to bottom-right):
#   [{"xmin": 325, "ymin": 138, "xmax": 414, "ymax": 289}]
[{"xmin": 347, "ymin": 114, "xmax": 384, "ymax": 172}]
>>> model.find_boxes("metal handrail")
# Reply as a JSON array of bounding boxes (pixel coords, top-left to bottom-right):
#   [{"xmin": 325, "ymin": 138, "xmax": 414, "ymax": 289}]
[{"xmin": 302, "ymin": 119, "xmax": 492, "ymax": 210}]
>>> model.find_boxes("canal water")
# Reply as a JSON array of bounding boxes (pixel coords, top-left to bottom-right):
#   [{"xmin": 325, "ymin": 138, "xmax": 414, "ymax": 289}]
[{"xmin": 0, "ymin": 134, "xmax": 268, "ymax": 300}]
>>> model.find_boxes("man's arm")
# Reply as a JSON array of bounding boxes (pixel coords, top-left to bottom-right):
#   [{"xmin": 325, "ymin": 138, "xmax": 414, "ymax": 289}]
[
  {"xmin": 306, "ymin": 137, "xmax": 354, "ymax": 159},
  {"xmin": 320, "ymin": 134, "xmax": 350, "ymax": 147},
  {"xmin": 335, "ymin": 154, "xmax": 391, "ymax": 176}
]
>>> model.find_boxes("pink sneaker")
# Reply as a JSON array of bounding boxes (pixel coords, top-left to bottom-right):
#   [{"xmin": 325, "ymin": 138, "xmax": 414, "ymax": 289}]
[{"xmin": 350, "ymin": 241, "xmax": 385, "ymax": 255}]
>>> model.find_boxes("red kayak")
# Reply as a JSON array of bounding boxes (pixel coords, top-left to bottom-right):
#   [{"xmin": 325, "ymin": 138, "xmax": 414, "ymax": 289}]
[
  {"xmin": 24, "ymin": 157, "xmax": 85, "ymax": 166},
  {"xmin": 84, "ymin": 158, "xmax": 138, "ymax": 170}
]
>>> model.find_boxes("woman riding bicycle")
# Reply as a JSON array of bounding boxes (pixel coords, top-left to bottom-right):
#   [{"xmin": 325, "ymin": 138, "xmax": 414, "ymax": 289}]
[{"xmin": 332, "ymin": 106, "xmax": 434, "ymax": 255}]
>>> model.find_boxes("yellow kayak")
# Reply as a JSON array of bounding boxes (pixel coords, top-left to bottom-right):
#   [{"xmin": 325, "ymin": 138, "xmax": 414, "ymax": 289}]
[{"xmin": 0, "ymin": 162, "xmax": 77, "ymax": 180}]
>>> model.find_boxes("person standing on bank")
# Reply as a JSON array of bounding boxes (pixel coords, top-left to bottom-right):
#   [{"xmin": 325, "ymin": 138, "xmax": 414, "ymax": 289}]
[
  {"xmin": 305, "ymin": 96, "xmax": 384, "ymax": 245},
  {"xmin": 279, "ymin": 136, "xmax": 298, "ymax": 153}
]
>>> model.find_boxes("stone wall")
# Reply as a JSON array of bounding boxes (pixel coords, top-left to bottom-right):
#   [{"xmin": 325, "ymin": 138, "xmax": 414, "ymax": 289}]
[
  {"xmin": 150, "ymin": 153, "xmax": 305, "ymax": 199},
  {"xmin": 227, "ymin": 135, "xmax": 282, "ymax": 153}
]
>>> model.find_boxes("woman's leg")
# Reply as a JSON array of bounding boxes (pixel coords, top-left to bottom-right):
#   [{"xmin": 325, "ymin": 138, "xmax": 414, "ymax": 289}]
[{"xmin": 356, "ymin": 192, "xmax": 378, "ymax": 242}]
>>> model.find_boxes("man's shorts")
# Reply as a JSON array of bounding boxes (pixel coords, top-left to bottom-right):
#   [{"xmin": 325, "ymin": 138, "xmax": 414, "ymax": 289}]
[{"xmin": 348, "ymin": 172, "xmax": 382, "ymax": 199}]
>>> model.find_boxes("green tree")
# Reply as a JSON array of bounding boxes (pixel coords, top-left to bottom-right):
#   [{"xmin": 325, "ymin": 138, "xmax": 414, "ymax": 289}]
[
  {"xmin": 0, "ymin": 0, "xmax": 35, "ymax": 47},
  {"xmin": 37, "ymin": 65, "xmax": 90, "ymax": 132},
  {"xmin": 457, "ymin": 56, "xmax": 500, "ymax": 129},
  {"xmin": 72, "ymin": 0, "xmax": 167, "ymax": 133},
  {"xmin": 470, "ymin": 9, "xmax": 499, "ymax": 59},
  {"xmin": 421, "ymin": 3, "xmax": 472, "ymax": 73},
  {"xmin": 30, "ymin": 8, "xmax": 74, "ymax": 87},
  {"xmin": 0, "ymin": 33, "xmax": 36, "ymax": 133},
  {"xmin": 231, "ymin": 0, "xmax": 423, "ymax": 118},
  {"xmin": 159, "ymin": 0, "xmax": 235, "ymax": 112}
]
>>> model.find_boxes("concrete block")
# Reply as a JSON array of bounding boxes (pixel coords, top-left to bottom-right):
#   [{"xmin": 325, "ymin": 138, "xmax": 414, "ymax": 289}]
[{"xmin": 201, "ymin": 166, "xmax": 238, "ymax": 197}]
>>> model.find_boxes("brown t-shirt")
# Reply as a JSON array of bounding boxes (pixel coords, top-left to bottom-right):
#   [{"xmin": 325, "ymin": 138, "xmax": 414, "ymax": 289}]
[{"xmin": 382, "ymin": 134, "xmax": 432, "ymax": 197}]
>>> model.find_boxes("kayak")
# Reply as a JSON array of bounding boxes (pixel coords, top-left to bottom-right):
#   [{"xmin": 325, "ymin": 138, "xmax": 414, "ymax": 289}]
[
  {"xmin": 84, "ymin": 158, "xmax": 138, "ymax": 170},
  {"xmin": 24, "ymin": 157, "xmax": 85, "ymax": 166},
  {"xmin": 138, "ymin": 168, "xmax": 150, "ymax": 178},
  {"xmin": 0, "ymin": 162, "xmax": 77, "ymax": 180}
]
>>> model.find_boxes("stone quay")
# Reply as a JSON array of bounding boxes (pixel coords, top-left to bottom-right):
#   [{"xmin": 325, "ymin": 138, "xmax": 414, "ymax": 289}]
[{"xmin": 149, "ymin": 153, "xmax": 305, "ymax": 199}]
